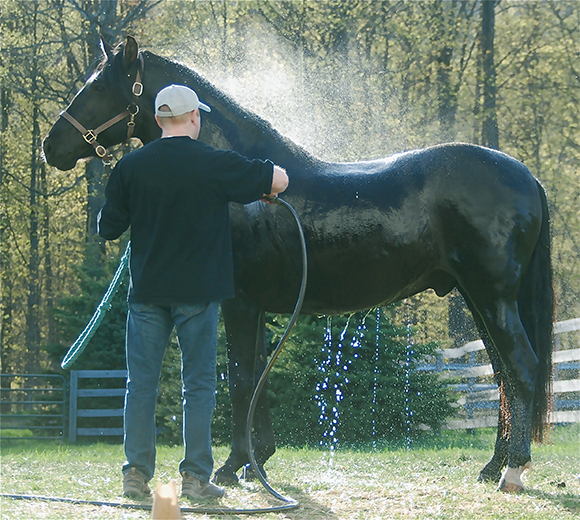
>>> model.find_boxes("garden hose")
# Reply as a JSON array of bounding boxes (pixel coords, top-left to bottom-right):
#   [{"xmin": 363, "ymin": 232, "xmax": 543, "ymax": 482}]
[
  {"xmin": 40, "ymin": 195, "xmax": 307, "ymax": 514},
  {"xmin": 0, "ymin": 492, "xmax": 298, "ymax": 515},
  {"xmin": 244, "ymin": 196, "xmax": 307, "ymax": 506},
  {"xmin": 60, "ymin": 240, "xmax": 131, "ymax": 369}
]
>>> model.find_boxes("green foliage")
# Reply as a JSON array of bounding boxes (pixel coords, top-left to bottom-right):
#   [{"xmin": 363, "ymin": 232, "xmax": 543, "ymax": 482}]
[
  {"xmin": 266, "ymin": 304, "xmax": 456, "ymax": 448},
  {"xmin": 0, "ymin": 429, "xmax": 34, "ymax": 438}
]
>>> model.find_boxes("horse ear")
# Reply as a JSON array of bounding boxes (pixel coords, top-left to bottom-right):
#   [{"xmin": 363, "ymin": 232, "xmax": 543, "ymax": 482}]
[
  {"xmin": 100, "ymin": 35, "xmax": 114, "ymax": 59},
  {"xmin": 123, "ymin": 35, "xmax": 139, "ymax": 69}
]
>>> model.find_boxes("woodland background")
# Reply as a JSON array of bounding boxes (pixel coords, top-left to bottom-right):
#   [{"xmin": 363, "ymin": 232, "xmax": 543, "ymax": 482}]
[{"xmin": 1, "ymin": 1, "xmax": 579, "ymax": 445}]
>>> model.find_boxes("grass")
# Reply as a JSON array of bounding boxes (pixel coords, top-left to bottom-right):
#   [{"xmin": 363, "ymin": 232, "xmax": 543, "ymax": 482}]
[{"xmin": 1, "ymin": 425, "xmax": 579, "ymax": 519}]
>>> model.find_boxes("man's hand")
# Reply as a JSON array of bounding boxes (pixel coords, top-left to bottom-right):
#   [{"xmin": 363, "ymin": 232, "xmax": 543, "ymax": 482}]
[{"xmin": 268, "ymin": 165, "xmax": 289, "ymax": 196}]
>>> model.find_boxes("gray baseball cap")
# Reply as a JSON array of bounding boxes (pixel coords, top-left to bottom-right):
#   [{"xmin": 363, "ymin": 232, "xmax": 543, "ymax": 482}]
[{"xmin": 155, "ymin": 84, "xmax": 211, "ymax": 117}]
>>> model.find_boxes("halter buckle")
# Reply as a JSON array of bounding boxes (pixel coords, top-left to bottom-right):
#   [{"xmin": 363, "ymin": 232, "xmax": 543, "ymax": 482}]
[
  {"xmin": 83, "ymin": 129, "xmax": 97, "ymax": 144},
  {"xmin": 95, "ymin": 145, "xmax": 107, "ymax": 158},
  {"xmin": 132, "ymin": 82, "xmax": 143, "ymax": 96}
]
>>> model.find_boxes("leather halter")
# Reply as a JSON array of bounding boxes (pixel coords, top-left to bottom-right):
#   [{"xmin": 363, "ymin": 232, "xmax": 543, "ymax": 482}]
[{"xmin": 60, "ymin": 54, "xmax": 144, "ymax": 165}]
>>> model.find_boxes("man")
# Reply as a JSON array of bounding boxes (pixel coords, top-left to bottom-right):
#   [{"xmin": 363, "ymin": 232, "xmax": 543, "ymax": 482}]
[{"xmin": 97, "ymin": 84, "xmax": 288, "ymax": 500}]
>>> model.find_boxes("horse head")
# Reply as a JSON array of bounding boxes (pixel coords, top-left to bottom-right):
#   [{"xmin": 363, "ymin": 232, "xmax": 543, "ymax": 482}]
[{"xmin": 43, "ymin": 36, "xmax": 157, "ymax": 171}]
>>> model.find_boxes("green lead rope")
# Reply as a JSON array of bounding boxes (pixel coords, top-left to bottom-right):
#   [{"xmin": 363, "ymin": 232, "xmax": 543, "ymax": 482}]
[{"xmin": 61, "ymin": 241, "xmax": 131, "ymax": 369}]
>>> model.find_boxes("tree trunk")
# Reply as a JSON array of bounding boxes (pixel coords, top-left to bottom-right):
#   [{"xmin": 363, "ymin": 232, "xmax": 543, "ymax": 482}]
[
  {"xmin": 431, "ymin": 2, "xmax": 457, "ymax": 142},
  {"xmin": 25, "ymin": 2, "xmax": 42, "ymax": 374},
  {"xmin": 480, "ymin": 0, "xmax": 499, "ymax": 149},
  {"xmin": 40, "ymin": 161, "xmax": 55, "ymax": 346},
  {"xmin": 0, "ymin": 78, "xmax": 8, "ymax": 375}
]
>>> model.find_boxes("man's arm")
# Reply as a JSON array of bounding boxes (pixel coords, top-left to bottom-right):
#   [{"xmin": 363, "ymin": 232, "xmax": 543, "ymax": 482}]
[{"xmin": 97, "ymin": 164, "xmax": 130, "ymax": 240}]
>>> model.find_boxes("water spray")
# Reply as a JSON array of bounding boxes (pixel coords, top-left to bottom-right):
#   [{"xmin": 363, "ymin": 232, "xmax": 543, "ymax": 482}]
[{"xmin": 3, "ymin": 196, "xmax": 306, "ymax": 515}]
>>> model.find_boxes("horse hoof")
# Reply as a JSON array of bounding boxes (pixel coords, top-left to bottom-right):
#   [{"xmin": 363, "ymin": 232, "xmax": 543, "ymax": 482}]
[
  {"xmin": 212, "ymin": 466, "xmax": 239, "ymax": 486},
  {"xmin": 241, "ymin": 463, "xmax": 267, "ymax": 481},
  {"xmin": 499, "ymin": 481, "xmax": 524, "ymax": 493},
  {"xmin": 497, "ymin": 462, "xmax": 531, "ymax": 493}
]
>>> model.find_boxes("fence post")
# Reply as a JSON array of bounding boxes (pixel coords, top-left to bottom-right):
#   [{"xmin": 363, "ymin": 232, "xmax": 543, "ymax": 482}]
[{"xmin": 69, "ymin": 371, "xmax": 78, "ymax": 443}]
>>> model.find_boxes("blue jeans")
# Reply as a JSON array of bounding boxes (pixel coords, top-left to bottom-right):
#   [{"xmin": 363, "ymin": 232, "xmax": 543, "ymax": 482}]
[{"xmin": 122, "ymin": 301, "xmax": 218, "ymax": 483}]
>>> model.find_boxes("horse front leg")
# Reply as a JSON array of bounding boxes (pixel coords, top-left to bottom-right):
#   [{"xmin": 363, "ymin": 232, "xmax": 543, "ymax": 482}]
[
  {"xmin": 239, "ymin": 352, "xmax": 276, "ymax": 482},
  {"xmin": 213, "ymin": 299, "xmax": 275, "ymax": 486},
  {"xmin": 245, "ymin": 334, "xmax": 276, "ymax": 471}
]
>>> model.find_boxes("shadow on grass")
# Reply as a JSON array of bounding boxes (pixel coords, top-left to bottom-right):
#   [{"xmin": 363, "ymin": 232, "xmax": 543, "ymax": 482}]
[
  {"xmin": 523, "ymin": 488, "xmax": 580, "ymax": 515},
  {"xmin": 272, "ymin": 486, "xmax": 340, "ymax": 520}
]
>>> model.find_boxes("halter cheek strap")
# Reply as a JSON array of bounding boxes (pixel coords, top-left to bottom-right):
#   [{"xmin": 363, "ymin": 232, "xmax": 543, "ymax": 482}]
[{"xmin": 60, "ymin": 54, "xmax": 144, "ymax": 165}]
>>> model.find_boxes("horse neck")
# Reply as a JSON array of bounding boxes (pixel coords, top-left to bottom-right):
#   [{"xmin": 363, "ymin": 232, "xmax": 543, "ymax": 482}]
[{"xmin": 140, "ymin": 52, "xmax": 317, "ymax": 171}]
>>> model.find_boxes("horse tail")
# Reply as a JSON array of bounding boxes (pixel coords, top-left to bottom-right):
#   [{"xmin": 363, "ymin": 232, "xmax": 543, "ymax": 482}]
[{"xmin": 518, "ymin": 180, "xmax": 554, "ymax": 442}]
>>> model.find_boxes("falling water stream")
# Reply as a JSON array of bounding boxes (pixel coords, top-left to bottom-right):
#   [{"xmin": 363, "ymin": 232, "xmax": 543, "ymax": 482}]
[
  {"xmin": 314, "ymin": 306, "xmax": 417, "ymax": 465},
  {"xmin": 372, "ymin": 308, "xmax": 381, "ymax": 448},
  {"xmin": 315, "ymin": 316, "xmax": 345, "ymax": 471},
  {"xmin": 404, "ymin": 302, "xmax": 415, "ymax": 450}
]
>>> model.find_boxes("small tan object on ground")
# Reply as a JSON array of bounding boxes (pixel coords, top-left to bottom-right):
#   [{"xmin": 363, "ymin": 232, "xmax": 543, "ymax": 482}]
[{"xmin": 151, "ymin": 481, "xmax": 181, "ymax": 519}]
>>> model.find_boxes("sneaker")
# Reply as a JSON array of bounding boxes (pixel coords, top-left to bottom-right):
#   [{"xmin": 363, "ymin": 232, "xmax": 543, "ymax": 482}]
[
  {"xmin": 123, "ymin": 467, "xmax": 151, "ymax": 498},
  {"xmin": 181, "ymin": 471, "xmax": 226, "ymax": 499}
]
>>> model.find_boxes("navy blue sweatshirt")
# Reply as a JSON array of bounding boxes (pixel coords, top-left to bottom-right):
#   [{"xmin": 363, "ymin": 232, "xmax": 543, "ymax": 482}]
[{"xmin": 98, "ymin": 136, "xmax": 273, "ymax": 304}]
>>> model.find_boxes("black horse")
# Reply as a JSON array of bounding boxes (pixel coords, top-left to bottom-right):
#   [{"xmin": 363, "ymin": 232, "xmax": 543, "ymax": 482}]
[{"xmin": 43, "ymin": 37, "xmax": 553, "ymax": 492}]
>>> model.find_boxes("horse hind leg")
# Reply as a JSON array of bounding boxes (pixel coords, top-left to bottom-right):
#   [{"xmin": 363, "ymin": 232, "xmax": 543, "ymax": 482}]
[
  {"xmin": 482, "ymin": 299, "xmax": 538, "ymax": 492},
  {"xmin": 496, "ymin": 388, "xmax": 533, "ymax": 493},
  {"xmin": 461, "ymin": 292, "xmax": 510, "ymax": 483},
  {"xmin": 478, "ymin": 355, "xmax": 510, "ymax": 483},
  {"xmin": 462, "ymin": 290, "xmax": 538, "ymax": 492},
  {"xmin": 480, "ymin": 373, "xmax": 533, "ymax": 492},
  {"xmin": 477, "ymin": 379, "xmax": 532, "ymax": 492}
]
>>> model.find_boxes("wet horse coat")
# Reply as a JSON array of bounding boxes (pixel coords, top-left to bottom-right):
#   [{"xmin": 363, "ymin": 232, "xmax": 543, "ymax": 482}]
[{"xmin": 43, "ymin": 37, "xmax": 553, "ymax": 492}]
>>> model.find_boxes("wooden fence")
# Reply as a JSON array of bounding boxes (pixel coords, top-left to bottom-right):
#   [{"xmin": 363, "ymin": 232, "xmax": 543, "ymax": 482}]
[
  {"xmin": 0, "ymin": 374, "xmax": 67, "ymax": 440},
  {"xmin": 419, "ymin": 318, "xmax": 580, "ymax": 429},
  {"xmin": 68, "ymin": 370, "xmax": 126, "ymax": 442}
]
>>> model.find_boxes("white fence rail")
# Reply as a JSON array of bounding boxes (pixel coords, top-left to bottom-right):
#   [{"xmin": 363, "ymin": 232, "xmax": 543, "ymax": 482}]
[{"xmin": 421, "ymin": 318, "xmax": 580, "ymax": 430}]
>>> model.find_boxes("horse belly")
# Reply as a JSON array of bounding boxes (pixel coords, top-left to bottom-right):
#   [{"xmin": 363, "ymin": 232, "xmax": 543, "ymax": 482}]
[{"xmin": 302, "ymin": 236, "xmax": 448, "ymax": 315}]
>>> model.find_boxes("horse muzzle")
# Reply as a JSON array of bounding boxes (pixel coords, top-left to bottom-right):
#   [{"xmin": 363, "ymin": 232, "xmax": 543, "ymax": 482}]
[{"xmin": 42, "ymin": 132, "xmax": 85, "ymax": 171}]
